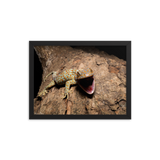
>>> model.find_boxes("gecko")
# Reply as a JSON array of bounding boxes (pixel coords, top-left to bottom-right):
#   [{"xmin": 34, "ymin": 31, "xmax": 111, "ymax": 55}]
[{"xmin": 38, "ymin": 68, "xmax": 95, "ymax": 99}]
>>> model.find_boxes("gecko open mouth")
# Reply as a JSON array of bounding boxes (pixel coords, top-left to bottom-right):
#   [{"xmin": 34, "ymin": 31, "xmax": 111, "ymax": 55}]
[{"xmin": 77, "ymin": 76, "xmax": 95, "ymax": 94}]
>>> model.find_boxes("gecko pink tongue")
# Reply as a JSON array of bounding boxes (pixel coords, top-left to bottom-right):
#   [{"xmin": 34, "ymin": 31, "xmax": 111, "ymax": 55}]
[{"xmin": 78, "ymin": 76, "xmax": 95, "ymax": 94}]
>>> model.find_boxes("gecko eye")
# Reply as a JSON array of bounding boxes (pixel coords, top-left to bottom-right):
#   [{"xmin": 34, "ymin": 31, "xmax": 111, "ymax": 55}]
[{"xmin": 77, "ymin": 71, "xmax": 81, "ymax": 77}]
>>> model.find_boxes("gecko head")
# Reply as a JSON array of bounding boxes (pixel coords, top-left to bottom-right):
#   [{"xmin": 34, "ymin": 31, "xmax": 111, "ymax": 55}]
[{"xmin": 77, "ymin": 68, "xmax": 95, "ymax": 95}]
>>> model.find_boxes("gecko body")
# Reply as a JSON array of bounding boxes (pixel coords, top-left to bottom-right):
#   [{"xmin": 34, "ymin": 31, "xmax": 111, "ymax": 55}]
[{"xmin": 38, "ymin": 68, "xmax": 95, "ymax": 99}]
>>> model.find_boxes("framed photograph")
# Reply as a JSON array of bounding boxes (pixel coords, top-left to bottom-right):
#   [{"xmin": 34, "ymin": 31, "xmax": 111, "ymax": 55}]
[{"xmin": 29, "ymin": 41, "xmax": 131, "ymax": 119}]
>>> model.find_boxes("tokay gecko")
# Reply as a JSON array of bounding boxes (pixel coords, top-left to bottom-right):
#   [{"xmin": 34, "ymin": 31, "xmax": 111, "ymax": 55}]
[{"xmin": 38, "ymin": 68, "xmax": 95, "ymax": 99}]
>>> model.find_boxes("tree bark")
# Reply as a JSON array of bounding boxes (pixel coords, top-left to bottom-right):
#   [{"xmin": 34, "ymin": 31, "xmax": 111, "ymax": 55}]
[{"xmin": 34, "ymin": 46, "xmax": 126, "ymax": 115}]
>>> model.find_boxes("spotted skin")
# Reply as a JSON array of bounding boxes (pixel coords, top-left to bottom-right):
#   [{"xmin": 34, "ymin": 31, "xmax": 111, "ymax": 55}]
[{"xmin": 38, "ymin": 68, "xmax": 94, "ymax": 99}]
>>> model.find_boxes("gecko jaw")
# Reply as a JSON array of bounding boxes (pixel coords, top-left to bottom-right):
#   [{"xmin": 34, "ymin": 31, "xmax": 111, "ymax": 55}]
[{"xmin": 77, "ymin": 76, "xmax": 95, "ymax": 94}]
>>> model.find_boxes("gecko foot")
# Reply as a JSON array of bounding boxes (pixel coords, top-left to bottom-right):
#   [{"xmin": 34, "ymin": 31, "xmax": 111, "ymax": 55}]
[
  {"xmin": 61, "ymin": 93, "xmax": 68, "ymax": 99},
  {"xmin": 38, "ymin": 89, "xmax": 48, "ymax": 97},
  {"xmin": 61, "ymin": 89, "xmax": 72, "ymax": 99}
]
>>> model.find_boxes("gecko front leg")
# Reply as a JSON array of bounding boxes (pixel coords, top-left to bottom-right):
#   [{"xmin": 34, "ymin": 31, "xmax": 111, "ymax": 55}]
[{"xmin": 62, "ymin": 79, "xmax": 77, "ymax": 99}]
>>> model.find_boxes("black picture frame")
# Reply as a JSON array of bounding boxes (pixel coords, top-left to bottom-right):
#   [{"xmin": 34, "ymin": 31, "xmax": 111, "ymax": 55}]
[{"xmin": 29, "ymin": 41, "xmax": 131, "ymax": 119}]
